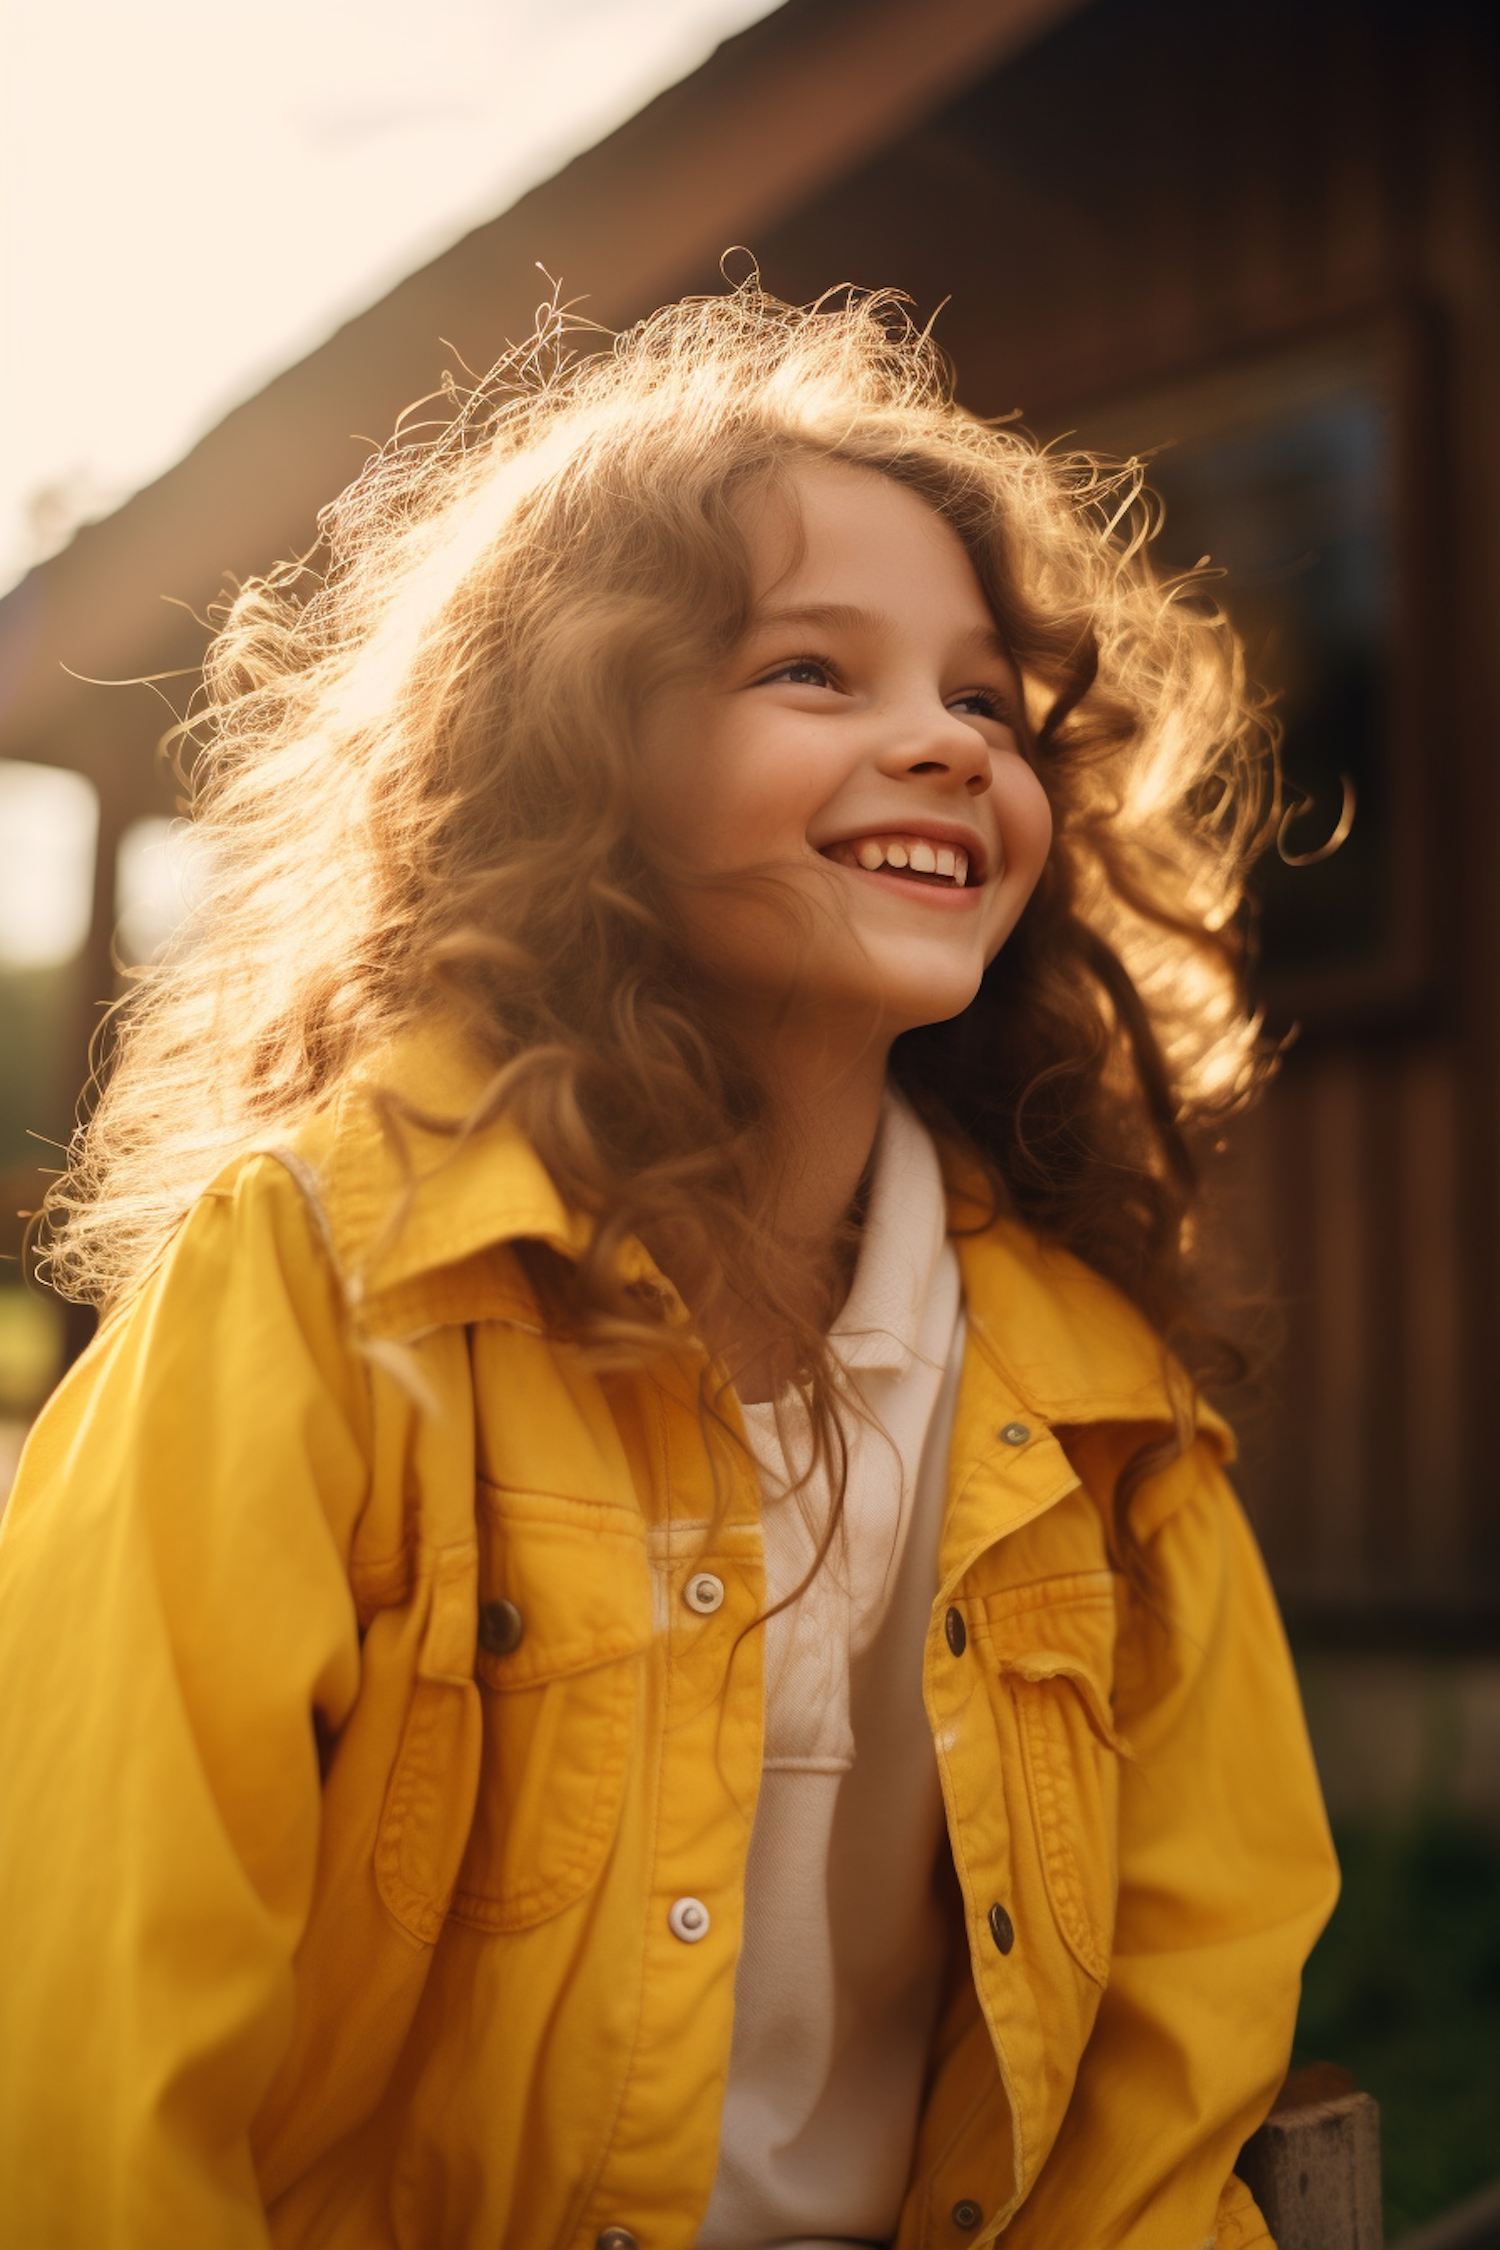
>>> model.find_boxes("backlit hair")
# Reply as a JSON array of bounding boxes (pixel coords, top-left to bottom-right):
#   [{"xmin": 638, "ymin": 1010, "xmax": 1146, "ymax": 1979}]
[{"xmin": 45, "ymin": 283, "xmax": 1276, "ymax": 1557}]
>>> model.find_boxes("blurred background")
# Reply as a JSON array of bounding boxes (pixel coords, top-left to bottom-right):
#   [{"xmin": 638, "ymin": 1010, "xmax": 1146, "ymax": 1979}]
[{"xmin": 2, "ymin": 0, "xmax": 1497, "ymax": 2237}]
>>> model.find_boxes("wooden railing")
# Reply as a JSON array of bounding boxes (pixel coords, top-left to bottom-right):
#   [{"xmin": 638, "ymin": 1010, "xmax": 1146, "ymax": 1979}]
[
  {"xmin": 1238, "ymin": 2064, "xmax": 1500, "ymax": 2250},
  {"xmin": 1238, "ymin": 2064, "xmax": 1383, "ymax": 2248}
]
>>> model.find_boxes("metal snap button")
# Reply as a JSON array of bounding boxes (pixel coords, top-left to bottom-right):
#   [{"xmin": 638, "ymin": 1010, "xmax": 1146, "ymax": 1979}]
[
  {"xmin": 944, "ymin": 1605, "xmax": 967, "ymax": 1657},
  {"xmin": 477, "ymin": 1598, "xmax": 524, "ymax": 1656},
  {"xmin": 668, "ymin": 1896, "xmax": 711, "ymax": 1943},
  {"xmin": 683, "ymin": 1571, "xmax": 726, "ymax": 1614},
  {"xmin": 999, "ymin": 1421, "xmax": 1031, "ymax": 1447},
  {"xmin": 988, "ymin": 1901, "xmax": 1015, "ymax": 1955},
  {"xmin": 596, "ymin": 2231, "xmax": 640, "ymax": 2250},
  {"xmin": 952, "ymin": 2199, "xmax": 983, "ymax": 2231}
]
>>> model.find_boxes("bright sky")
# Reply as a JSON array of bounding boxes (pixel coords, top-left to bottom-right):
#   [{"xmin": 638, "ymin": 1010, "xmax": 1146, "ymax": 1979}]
[{"xmin": 0, "ymin": 0, "xmax": 777, "ymax": 600}]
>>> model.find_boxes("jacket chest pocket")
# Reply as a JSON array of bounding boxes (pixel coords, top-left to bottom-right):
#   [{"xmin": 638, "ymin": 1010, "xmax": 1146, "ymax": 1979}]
[
  {"xmin": 979, "ymin": 1570, "xmax": 1125, "ymax": 1987},
  {"xmin": 450, "ymin": 1483, "xmax": 653, "ymax": 1933}
]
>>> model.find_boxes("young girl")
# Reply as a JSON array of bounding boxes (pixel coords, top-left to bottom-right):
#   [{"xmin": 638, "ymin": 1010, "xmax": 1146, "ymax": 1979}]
[{"xmin": 0, "ymin": 286, "xmax": 1336, "ymax": 2250}]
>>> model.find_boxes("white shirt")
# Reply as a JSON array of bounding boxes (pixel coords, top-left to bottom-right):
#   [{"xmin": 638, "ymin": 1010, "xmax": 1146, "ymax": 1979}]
[{"xmin": 695, "ymin": 1092, "xmax": 965, "ymax": 2250}]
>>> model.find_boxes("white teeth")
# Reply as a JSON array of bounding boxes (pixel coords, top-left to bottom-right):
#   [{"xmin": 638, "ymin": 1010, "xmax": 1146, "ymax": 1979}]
[{"xmin": 834, "ymin": 835, "xmax": 975, "ymax": 884}]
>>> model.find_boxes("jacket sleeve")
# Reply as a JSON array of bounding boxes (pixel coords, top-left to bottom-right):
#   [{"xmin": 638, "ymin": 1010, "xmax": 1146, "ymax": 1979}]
[
  {"xmin": 0, "ymin": 1158, "xmax": 370, "ymax": 2248},
  {"xmin": 1005, "ymin": 1432, "xmax": 1340, "ymax": 2250}
]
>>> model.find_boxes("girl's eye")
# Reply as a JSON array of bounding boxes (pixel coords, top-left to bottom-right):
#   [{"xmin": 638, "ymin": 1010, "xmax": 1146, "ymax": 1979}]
[
  {"xmin": 949, "ymin": 687, "xmax": 1011, "ymax": 722},
  {"xmin": 762, "ymin": 656, "xmax": 837, "ymax": 690}
]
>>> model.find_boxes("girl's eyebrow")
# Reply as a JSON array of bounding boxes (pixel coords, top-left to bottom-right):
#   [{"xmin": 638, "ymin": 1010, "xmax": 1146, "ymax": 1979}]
[
  {"xmin": 751, "ymin": 602, "xmax": 875, "ymax": 636},
  {"xmin": 751, "ymin": 602, "xmax": 1014, "ymax": 668}
]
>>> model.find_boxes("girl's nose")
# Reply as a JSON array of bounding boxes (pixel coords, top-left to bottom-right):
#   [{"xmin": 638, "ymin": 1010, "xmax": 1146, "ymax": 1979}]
[{"xmin": 876, "ymin": 706, "xmax": 994, "ymax": 797}]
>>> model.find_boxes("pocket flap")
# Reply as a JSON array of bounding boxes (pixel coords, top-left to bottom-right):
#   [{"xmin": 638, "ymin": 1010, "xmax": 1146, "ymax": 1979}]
[
  {"xmin": 981, "ymin": 1569, "xmax": 1128, "ymax": 1755},
  {"xmin": 474, "ymin": 1484, "xmax": 653, "ymax": 1690}
]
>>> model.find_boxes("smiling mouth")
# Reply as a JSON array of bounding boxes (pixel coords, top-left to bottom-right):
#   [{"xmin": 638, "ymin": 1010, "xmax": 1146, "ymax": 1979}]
[{"xmin": 820, "ymin": 833, "xmax": 982, "ymax": 888}]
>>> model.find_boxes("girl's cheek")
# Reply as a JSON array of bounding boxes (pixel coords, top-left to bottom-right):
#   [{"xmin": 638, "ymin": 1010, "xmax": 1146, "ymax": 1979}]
[
  {"xmin": 1002, "ymin": 757, "xmax": 1055, "ymax": 886},
  {"xmin": 981, "ymin": 763, "xmax": 1053, "ymax": 964}
]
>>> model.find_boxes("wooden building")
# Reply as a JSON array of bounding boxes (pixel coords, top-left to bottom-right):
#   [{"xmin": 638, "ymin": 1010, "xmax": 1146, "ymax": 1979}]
[{"xmin": 2, "ymin": 0, "xmax": 1497, "ymax": 1634}]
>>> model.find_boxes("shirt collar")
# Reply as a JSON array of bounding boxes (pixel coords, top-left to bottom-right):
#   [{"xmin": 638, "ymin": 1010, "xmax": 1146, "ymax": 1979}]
[{"xmin": 829, "ymin": 1089, "xmax": 950, "ymax": 1377}]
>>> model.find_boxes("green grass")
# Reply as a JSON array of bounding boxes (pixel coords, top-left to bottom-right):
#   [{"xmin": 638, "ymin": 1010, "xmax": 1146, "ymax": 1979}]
[{"xmin": 1293, "ymin": 1812, "xmax": 1500, "ymax": 2238}]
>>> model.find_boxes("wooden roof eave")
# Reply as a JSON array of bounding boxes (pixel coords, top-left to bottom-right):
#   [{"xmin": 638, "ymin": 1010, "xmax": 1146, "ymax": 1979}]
[{"xmin": 0, "ymin": 0, "xmax": 1088, "ymax": 784}]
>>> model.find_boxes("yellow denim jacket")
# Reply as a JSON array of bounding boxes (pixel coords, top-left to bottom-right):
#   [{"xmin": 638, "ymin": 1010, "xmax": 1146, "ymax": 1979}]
[{"xmin": 0, "ymin": 1036, "xmax": 1337, "ymax": 2250}]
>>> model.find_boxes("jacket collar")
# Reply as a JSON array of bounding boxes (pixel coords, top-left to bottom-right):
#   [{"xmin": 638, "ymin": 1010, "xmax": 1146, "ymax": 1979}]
[
  {"xmin": 292, "ymin": 1024, "xmax": 1228, "ymax": 1450},
  {"xmin": 295, "ymin": 1024, "xmax": 590, "ymax": 1325}
]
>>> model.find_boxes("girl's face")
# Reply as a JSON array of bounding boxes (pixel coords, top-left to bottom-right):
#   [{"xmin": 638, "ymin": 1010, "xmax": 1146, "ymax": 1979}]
[{"xmin": 636, "ymin": 457, "xmax": 1053, "ymax": 1053}]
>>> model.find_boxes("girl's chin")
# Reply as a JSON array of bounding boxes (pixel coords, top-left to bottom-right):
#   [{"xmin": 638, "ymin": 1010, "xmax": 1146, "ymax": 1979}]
[
  {"xmin": 810, "ymin": 932, "xmax": 991, "ymax": 1028},
  {"xmin": 856, "ymin": 941, "xmax": 989, "ymax": 1021},
  {"xmin": 680, "ymin": 923, "xmax": 989, "ymax": 1037},
  {"xmin": 700, "ymin": 971, "xmax": 983, "ymax": 1042},
  {"xmin": 830, "ymin": 969, "xmax": 987, "ymax": 1037}
]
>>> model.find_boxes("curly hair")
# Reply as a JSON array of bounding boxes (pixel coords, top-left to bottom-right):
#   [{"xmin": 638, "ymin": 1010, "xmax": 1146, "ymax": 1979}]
[{"xmin": 43, "ymin": 282, "xmax": 1276, "ymax": 1558}]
